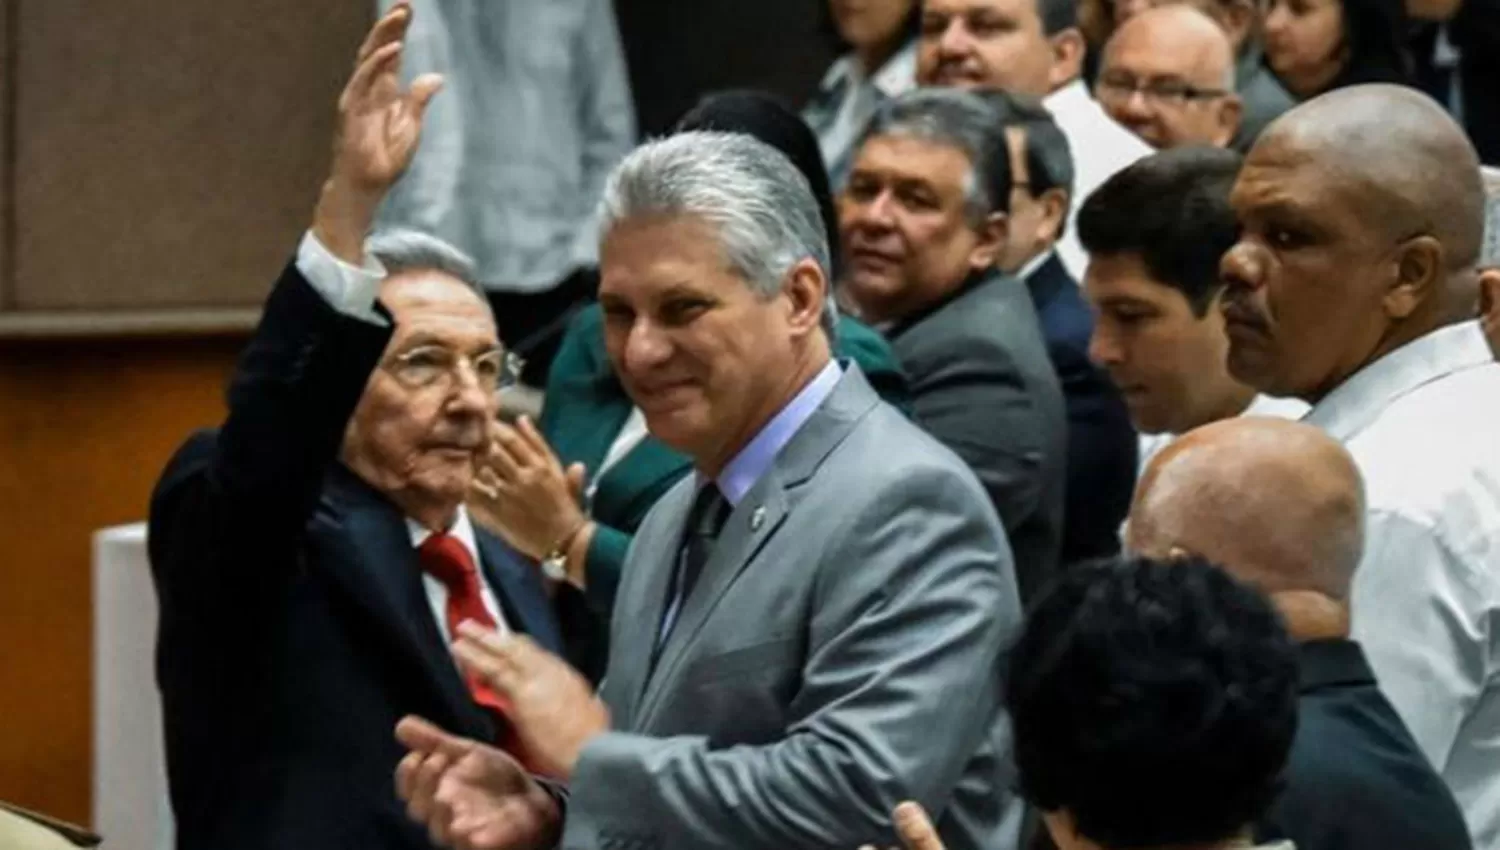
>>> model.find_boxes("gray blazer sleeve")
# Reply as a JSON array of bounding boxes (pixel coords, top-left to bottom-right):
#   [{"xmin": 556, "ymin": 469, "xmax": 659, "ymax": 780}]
[
  {"xmin": 561, "ymin": 466, "xmax": 1019, "ymax": 850},
  {"xmin": 907, "ymin": 342, "xmax": 1048, "ymax": 535}
]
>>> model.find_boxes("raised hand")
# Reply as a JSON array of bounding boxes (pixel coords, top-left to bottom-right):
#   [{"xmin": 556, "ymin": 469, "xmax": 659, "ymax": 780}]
[
  {"xmin": 313, "ymin": 2, "xmax": 444, "ymax": 264},
  {"xmin": 395, "ymin": 716, "xmax": 562, "ymax": 850},
  {"xmin": 858, "ymin": 802, "xmax": 947, "ymax": 850}
]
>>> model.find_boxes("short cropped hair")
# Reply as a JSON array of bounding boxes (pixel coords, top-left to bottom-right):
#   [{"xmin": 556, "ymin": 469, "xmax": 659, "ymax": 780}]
[
  {"xmin": 1009, "ymin": 554, "xmax": 1299, "ymax": 848},
  {"xmin": 367, "ymin": 229, "xmax": 483, "ymax": 292},
  {"xmin": 1078, "ymin": 146, "xmax": 1243, "ymax": 316},
  {"xmin": 972, "ymin": 89, "xmax": 1075, "ymax": 240},
  {"xmin": 862, "ymin": 88, "xmax": 1013, "ymax": 221},
  {"xmin": 1041, "ymin": 0, "xmax": 1082, "ymax": 34},
  {"xmin": 599, "ymin": 131, "xmax": 834, "ymax": 339}
]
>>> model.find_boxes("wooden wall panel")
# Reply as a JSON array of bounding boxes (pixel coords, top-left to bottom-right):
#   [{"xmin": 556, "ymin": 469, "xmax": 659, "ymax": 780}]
[
  {"xmin": 12, "ymin": 2, "xmax": 370, "ymax": 310},
  {"xmin": 0, "ymin": 336, "xmax": 243, "ymax": 823}
]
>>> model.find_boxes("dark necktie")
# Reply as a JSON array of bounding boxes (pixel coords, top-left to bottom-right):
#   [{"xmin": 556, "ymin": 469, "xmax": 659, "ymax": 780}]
[
  {"xmin": 418, "ymin": 533, "xmax": 530, "ymax": 766},
  {"xmin": 656, "ymin": 483, "xmax": 730, "ymax": 654}
]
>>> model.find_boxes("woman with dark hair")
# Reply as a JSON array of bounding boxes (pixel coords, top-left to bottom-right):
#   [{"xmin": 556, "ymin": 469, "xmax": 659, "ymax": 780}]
[
  {"xmin": 803, "ymin": 0, "xmax": 921, "ymax": 187},
  {"xmin": 1263, "ymin": 0, "xmax": 1414, "ymax": 98},
  {"xmin": 467, "ymin": 91, "xmax": 910, "ymax": 680}
]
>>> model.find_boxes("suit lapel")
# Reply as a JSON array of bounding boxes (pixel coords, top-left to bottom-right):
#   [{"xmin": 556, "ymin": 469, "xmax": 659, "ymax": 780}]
[
  {"xmin": 472, "ymin": 529, "xmax": 563, "ymax": 653},
  {"xmin": 317, "ymin": 466, "xmax": 492, "ymax": 737},
  {"xmin": 633, "ymin": 368, "xmax": 882, "ymax": 728}
]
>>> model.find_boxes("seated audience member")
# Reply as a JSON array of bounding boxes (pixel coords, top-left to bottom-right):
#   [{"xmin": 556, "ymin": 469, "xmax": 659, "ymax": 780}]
[
  {"xmin": 1129, "ymin": 417, "xmax": 1474, "ymax": 850},
  {"xmin": 394, "ymin": 130, "xmax": 1025, "ymax": 850},
  {"xmin": 1077, "ymin": 146, "xmax": 1305, "ymax": 476},
  {"xmin": 373, "ymin": 0, "xmax": 636, "ymax": 386},
  {"xmin": 477, "ymin": 90, "xmax": 911, "ymax": 681},
  {"xmin": 804, "ymin": 0, "xmax": 920, "ymax": 187},
  {"xmin": 918, "ymin": 0, "xmax": 1152, "ymax": 279},
  {"xmin": 1096, "ymin": 5, "xmax": 1243, "ymax": 149},
  {"xmin": 146, "ymin": 8, "xmax": 582, "ymax": 849},
  {"xmin": 1480, "ymin": 166, "xmax": 1499, "ymax": 355},
  {"xmin": 1103, "ymin": 0, "xmax": 1295, "ymax": 149},
  {"xmin": 1221, "ymin": 84, "xmax": 1500, "ymax": 847},
  {"xmin": 841, "ymin": 87, "xmax": 1067, "ymax": 598},
  {"xmin": 974, "ymin": 90, "xmax": 1138, "ymax": 564},
  {"xmin": 1262, "ymin": 0, "xmax": 1414, "ymax": 100},
  {"xmin": 1013, "ymin": 555, "xmax": 1300, "ymax": 850}
]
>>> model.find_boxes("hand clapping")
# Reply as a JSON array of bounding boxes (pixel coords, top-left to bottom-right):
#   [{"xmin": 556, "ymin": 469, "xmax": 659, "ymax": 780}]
[
  {"xmin": 470, "ymin": 416, "xmax": 590, "ymax": 564},
  {"xmin": 859, "ymin": 802, "xmax": 947, "ymax": 850}
]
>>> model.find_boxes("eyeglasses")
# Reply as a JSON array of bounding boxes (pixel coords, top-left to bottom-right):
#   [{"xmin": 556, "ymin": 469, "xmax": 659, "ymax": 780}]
[
  {"xmin": 383, "ymin": 345, "xmax": 523, "ymax": 392},
  {"xmin": 1097, "ymin": 75, "xmax": 1229, "ymax": 107}
]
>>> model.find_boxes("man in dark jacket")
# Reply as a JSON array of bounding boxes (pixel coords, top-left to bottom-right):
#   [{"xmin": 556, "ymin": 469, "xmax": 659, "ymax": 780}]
[{"xmin": 147, "ymin": 7, "xmax": 581, "ymax": 848}]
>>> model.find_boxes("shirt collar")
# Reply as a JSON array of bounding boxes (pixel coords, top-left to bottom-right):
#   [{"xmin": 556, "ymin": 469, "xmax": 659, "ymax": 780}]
[
  {"xmin": 1042, "ymin": 78, "xmax": 1091, "ymax": 116},
  {"xmin": 1017, "ymin": 250, "xmax": 1055, "ymax": 284},
  {"xmin": 407, "ymin": 506, "xmax": 481, "ymax": 566},
  {"xmin": 1297, "ymin": 638, "xmax": 1376, "ymax": 693},
  {"xmin": 711, "ymin": 360, "xmax": 843, "ymax": 506},
  {"xmin": 819, "ymin": 40, "xmax": 918, "ymax": 98},
  {"xmin": 1304, "ymin": 321, "xmax": 1494, "ymax": 441}
]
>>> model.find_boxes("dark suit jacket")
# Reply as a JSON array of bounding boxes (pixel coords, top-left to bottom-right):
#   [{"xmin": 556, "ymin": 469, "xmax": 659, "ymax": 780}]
[
  {"xmin": 1024, "ymin": 255, "xmax": 1137, "ymax": 564},
  {"xmin": 148, "ymin": 263, "xmax": 572, "ymax": 850},
  {"xmin": 1258, "ymin": 639, "xmax": 1473, "ymax": 850},
  {"xmin": 886, "ymin": 269, "xmax": 1067, "ymax": 599},
  {"xmin": 538, "ymin": 302, "xmax": 911, "ymax": 677}
]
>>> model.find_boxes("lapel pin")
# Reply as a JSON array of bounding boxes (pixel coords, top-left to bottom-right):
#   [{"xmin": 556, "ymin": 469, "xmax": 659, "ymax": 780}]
[{"xmin": 750, "ymin": 505, "xmax": 766, "ymax": 531}]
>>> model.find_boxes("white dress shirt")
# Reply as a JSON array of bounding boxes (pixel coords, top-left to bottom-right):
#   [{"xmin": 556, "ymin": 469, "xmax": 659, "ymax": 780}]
[
  {"xmin": 294, "ymin": 231, "xmax": 510, "ymax": 645},
  {"xmin": 1304, "ymin": 321, "xmax": 1500, "ymax": 849},
  {"xmin": 803, "ymin": 42, "xmax": 918, "ymax": 189},
  {"xmin": 1042, "ymin": 80, "xmax": 1153, "ymax": 281}
]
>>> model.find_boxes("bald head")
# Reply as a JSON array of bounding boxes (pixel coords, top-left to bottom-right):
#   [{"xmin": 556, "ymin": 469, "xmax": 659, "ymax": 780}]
[
  {"xmin": 1128, "ymin": 417, "xmax": 1365, "ymax": 601},
  {"xmin": 1259, "ymin": 85, "xmax": 1485, "ymax": 271},
  {"xmin": 1098, "ymin": 5, "xmax": 1241, "ymax": 148}
]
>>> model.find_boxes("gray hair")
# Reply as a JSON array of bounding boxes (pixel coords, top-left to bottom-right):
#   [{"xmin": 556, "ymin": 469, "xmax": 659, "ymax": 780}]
[
  {"xmin": 861, "ymin": 88, "xmax": 1011, "ymax": 225},
  {"xmin": 366, "ymin": 229, "xmax": 484, "ymax": 293},
  {"xmin": 1482, "ymin": 166, "xmax": 1500, "ymax": 270},
  {"xmin": 598, "ymin": 131, "xmax": 836, "ymax": 340}
]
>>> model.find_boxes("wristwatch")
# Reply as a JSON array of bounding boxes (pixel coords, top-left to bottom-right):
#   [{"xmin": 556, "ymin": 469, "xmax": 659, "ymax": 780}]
[{"xmin": 540, "ymin": 519, "xmax": 587, "ymax": 583}]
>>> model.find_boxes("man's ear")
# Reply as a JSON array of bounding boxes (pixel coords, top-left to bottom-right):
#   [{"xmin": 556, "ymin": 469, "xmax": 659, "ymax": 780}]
[
  {"xmin": 783, "ymin": 258, "xmax": 830, "ymax": 338},
  {"xmin": 1215, "ymin": 95, "xmax": 1244, "ymax": 148},
  {"xmin": 1040, "ymin": 188, "xmax": 1072, "ymax": 245},
  {"xmin": 1383, "ymin": 235, "xmax": 1443, "ymax": 320},
  {"xmin": 969, "ymin": 211, "xmax": 1011, "ymax": 271},
  {"xmin": 1048, "ymin": 27, "xmax": 1088, "ymax": 89}
]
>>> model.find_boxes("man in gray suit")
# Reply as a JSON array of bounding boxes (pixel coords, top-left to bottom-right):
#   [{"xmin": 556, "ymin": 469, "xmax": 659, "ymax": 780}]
[
  {"xmin": 393, "ymin": 131, "xmax": 1025, "ymax": 850},
  {"xmin": 839, "ymin": 88, "xmax": 1067, "ymax": 598}
]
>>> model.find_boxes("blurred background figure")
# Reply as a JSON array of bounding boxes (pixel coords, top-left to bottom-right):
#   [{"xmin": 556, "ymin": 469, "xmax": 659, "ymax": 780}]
[
  {"xmin": 1009, "ymin": 555, "xmax": 1301, "ymax": 850},
  {"xmin": 374, "ymin": 0, "xmax": 637, "ymax": 387},
  {"xmin": 1077, "ymin": 147, "xmax": 1306, "ymax": 477},
  {"xmin": 1129, "ymin": 417, "xmax": 1474, "ymax": 850},
  {"xmin": 804, "ymin": 0, "xmax": 921, "ymax": 188},
  {"xmin": 1083, "ymin": 0, "xmax": 1294, "ymax": 149},
  {"xmin": 917, "ymin": 0, "xmax": 1152, "ymax": 280},
  {"xmin": 1096, "ymin": 4, "xmax": 1244, "ymax": 148},
  {"xmin": 840, "ymin": 88, "xmax": 1068, "ymax": 599},
  {"xmin": 473, "ymin": 91, "xmax": 910, "ymax": 681},
  {"xmin": 1262, "ymin": 0, "xmax": 1415, "ymax": 99},
  {"xmin": 974, "ymin": 90, "xmax": 1139, "ymax": 565}
]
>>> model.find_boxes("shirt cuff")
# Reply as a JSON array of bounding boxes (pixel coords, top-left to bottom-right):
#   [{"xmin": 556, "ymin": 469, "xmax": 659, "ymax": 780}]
[{"xmin": 294, "ymin": 230, "xmax": 388, "ymax": 324}]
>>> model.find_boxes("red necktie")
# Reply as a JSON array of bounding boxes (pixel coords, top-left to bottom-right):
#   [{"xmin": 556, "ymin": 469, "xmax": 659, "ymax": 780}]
[{"xmin": 418, "ymin": 532, "xmax": 528, "ymax": 764}]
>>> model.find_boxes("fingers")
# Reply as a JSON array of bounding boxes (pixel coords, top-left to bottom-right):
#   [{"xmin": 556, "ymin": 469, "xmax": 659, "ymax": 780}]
[
  {"xmin": 356, "ymin": 2, "xmax": 411, "ymax": 67},
  {"xmin": 565, "ymin": 463, "xmax": 587, "ymax": 501},
  {"xmin": 396, "ymin": 715, "xmax": 475, "ymax": 762},
  {"xmin": 343, "ymin": 39, "xmax": 405, "ymax": 109},
  {"xmin": 407, "ymin": 72, "xmax": 445, "ymax": 117},
  {"xmin": 404, "ymin": 751, "xmax": 448, "ymax": 825},
  {"xmin": 453, "ymin": 632, "xmax": 525, "ymax": 696},
  {"xmin": 893, "ymin": 801, "xmax": 946, "ymax": 850},
  {"xmin": 515, "ymin": 416, "xmax": 560, "ymax": 464}
]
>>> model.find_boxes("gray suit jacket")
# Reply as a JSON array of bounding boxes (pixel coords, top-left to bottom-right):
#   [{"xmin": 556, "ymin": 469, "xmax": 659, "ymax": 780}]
[
  {"xmin": 886, "ymin": 271, "xmax": 1067, "ymax": 601},
  {"xmin": 562, "ymin": 366, "xmax": 1024, "ymax": 850}
]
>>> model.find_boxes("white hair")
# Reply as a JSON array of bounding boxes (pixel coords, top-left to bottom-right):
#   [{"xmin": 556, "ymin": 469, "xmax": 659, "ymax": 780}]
[
  {"xmin": 366, "ymin": 229, "xmax": 484, "ymax": 294},
  {"xmin": 598, "ymin": 131, "xmax": 835, "ymax": 340}
]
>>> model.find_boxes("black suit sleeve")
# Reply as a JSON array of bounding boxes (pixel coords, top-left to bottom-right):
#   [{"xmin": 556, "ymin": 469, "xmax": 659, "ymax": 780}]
[{"xmin": 148, "ymin": 261, "xmax": 394, "ymax": 605}]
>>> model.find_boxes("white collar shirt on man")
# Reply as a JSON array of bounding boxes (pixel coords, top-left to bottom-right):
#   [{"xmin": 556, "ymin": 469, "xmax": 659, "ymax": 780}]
[
  {"xmin": 806, "ymin": 42, "xmax": 918, "ymax": 188},
  {"xmin": 1042, "ymin": 79, "xmax": 1153, "ymax": 282},
  {"xmin": 1303, "ymin": 320, "xmax": 1500, "ymax": 849},
  {"xmin": 408, "ymin": 503, "xmax": 511, "ymax": 644},
  {"xmin": 1135, "ymin": 392, "xmax": 1310, "ymax": 478}
]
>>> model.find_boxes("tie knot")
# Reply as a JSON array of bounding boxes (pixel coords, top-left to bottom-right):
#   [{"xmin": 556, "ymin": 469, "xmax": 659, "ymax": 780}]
[{"xmin": 419, "ymin": 532, "xmax": 478, "ymax": 591}]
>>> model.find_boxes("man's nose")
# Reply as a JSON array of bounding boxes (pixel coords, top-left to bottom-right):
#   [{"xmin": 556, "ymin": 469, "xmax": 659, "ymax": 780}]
[
  {"xmin": 1089, "ymin": 325, "xmax": 1124, "ymax": 368},
  {"xmin": 623, "ymin": 319, "xmax": 673, "ymax": 372},
  {"xmin": 937, "ymin": 19, "xmax": 972, "ymax": 57},
  {"xmin": 1220, "ymin": 241, "xmax": 1263, "ymax": 294}
]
